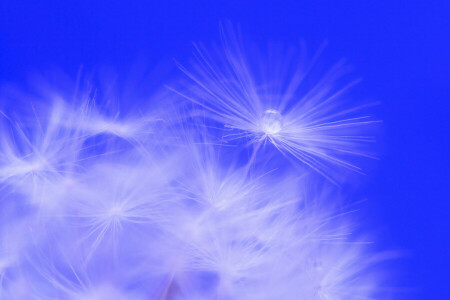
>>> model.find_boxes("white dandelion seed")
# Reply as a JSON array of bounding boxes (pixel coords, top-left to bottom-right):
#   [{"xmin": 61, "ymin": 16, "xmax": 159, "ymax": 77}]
[
  {"xmin": 0, "ymin": 102, "xmax": 85, "ymax": 205},
  {"xmin": 62, "ymin": 159, "xmax": 178, "ymax": 263},
  {"xmin": 175, "ymin": 27, "xmax": 379, "ymax": 181}
]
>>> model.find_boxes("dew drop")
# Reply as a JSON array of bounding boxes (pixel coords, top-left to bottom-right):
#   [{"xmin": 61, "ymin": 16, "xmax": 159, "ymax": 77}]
[{"xmin": 262, "ymin": 109, "xmax": 283, "ymax": 135}]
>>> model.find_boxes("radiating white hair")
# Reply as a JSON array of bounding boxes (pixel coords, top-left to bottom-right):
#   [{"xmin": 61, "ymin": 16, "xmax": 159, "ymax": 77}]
[
  {"xmin": 0, "ymin": 29, "xmax": 392, "ymax": 300},
  {"xmin": 174, "ymin": 25, "xmax": 379, "ymax": 183}
]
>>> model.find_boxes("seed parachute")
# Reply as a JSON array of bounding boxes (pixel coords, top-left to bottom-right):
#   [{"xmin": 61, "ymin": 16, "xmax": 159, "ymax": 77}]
[{"xmin": 0, "ymin": 28, "xmax": 392, "ymax": 300}]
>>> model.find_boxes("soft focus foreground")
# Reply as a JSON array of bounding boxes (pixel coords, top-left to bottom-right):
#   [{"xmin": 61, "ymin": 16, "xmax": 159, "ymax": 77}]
[{"xmin": 0, "ymin": 33, "xmax": 388, "ymax": 299}]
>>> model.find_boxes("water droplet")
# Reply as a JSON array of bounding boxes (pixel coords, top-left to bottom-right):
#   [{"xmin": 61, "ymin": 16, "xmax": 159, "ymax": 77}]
[{"xmin": 262, "ymin": 109, "xmax": 283, "ymax": 135}]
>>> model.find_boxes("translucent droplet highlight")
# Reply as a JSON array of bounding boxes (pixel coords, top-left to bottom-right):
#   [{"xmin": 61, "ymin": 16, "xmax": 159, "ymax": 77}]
[{"xmin": 262, "ymin": 109, "xmax": 283, "ymax": 135}]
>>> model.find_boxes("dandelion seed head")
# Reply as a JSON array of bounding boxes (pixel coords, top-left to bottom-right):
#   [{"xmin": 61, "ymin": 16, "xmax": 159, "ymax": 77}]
[
  {"xmin": 177, "ymin": 27, "xmax": 380, "ymax": 181},
  {"xmin": 0, "ymin": 27, "xmax": 391, "ymax": 300},
  {"xmin": 261, "ymin": 109, "xmax": 283, "ymax": 135}
]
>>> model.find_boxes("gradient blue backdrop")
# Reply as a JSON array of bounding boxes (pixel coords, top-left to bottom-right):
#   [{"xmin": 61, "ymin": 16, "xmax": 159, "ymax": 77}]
[{"xmin": 0, "ymin": 1, "xmax": 448, "ymax": 298}]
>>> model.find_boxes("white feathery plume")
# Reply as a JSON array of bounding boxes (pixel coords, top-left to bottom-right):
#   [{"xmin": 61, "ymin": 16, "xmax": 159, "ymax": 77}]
[
  {"xmin": 0, "ymin": 29, "xmax": 393, "ymax": 300},
  {"xmin": 175, "ymin": 26, "xmax": 379, "ymax": 181},
  {"xmin": 0, "ymin": 101, "xmax": 84, "ymax": 206}
]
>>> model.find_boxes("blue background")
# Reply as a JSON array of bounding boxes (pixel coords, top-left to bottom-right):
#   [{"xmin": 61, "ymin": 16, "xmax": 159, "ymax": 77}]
[{"xmin": 0, "ymin": 1, "xmax": 448, "ymax": 298}]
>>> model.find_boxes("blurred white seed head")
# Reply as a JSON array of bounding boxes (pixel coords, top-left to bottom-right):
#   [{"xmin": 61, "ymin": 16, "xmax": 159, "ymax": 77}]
[{"xmin": 0, "ymin": 29, "xmax": 391, "ymax": 300}]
